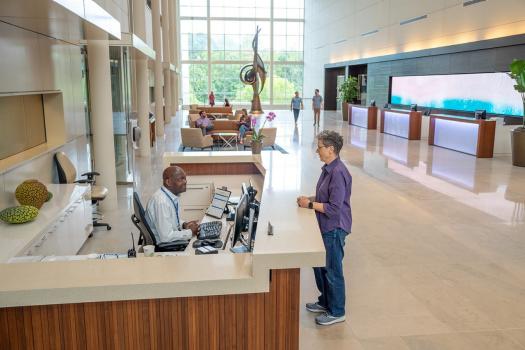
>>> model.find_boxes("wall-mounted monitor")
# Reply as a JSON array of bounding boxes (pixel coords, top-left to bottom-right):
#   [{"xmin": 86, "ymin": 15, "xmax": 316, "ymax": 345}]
[{"xmin": 390, "ymin": 72, "xmax": 523, "ymax": 117}]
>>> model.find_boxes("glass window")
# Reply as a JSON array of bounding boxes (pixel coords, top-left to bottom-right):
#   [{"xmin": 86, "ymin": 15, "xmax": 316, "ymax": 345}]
[
  {"xmin": 181, "ymin": 20, "xmax": 208, "ymax": 60},
  {"xmin": 182, "ymin": 64, "xmax": 209, "ymax": 105},
  {"xmin": 180, "ymin": 0, "xmax": 207, "ymax": 17},
  {"xmin": 273, "ymin": 64, "xmax": 303, "ymax": 104},
  {"xmin": 180, "ymin": 0, "xmax": 303, "ymax": 106}
]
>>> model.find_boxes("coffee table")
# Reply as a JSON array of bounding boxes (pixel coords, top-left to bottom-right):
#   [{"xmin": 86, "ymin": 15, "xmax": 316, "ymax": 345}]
[{"xmin": 212, "ymin": 132, "xmax": 238, "ymax": 150}]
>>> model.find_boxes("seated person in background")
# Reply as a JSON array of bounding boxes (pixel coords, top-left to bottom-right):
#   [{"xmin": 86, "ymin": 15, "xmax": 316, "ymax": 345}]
[
  {"xmin": 224, "ymin": 98, "xmax": 231, "ymax": 107},
  {"xmin": 238, "ymin": 114, "xmax": 251, "ymax": 144},
  {"xmin": 195, "ymin": 111, "xmax": 214, "ymax": 135},
  {"xmin": 146, "ymin": 166, "xmax": 199, "ymax": 243}
]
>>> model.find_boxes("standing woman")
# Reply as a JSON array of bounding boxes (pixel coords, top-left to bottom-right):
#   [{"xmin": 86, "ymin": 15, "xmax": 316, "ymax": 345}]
[
  {"xmin": 208, "ymin": 91, "xmax": 215, "ymax": 106},
  {"xmin": 297, "ymin": 130, "xmax": 352, "ymax": 326},
  {"xmin": 290, "ymin": 91, "xmax": 303, "ymax": 125}
]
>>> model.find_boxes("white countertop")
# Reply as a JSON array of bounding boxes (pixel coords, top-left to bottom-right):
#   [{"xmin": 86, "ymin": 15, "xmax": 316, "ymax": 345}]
[
  {"xmin": 0, "ymin": 153, "xmax": 325, "ymax": 307},
  {"xmin": 0, "ymin": 184, "xmax": 90, "ymax": 262}
]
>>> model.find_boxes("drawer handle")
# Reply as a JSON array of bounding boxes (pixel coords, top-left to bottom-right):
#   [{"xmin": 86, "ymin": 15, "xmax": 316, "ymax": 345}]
[
  {"xmin": 188, "ymin": 187, "xmax": 206, "ymax": 190},
  {"xmin": 184, "ymin": 208, "xmax": 204, "ymax": 211}
]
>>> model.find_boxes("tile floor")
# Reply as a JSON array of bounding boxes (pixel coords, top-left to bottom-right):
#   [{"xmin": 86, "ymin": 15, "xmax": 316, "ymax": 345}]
[{"xmin": 80, "ymin": 109, "xmax": 525, "ymax": 349}]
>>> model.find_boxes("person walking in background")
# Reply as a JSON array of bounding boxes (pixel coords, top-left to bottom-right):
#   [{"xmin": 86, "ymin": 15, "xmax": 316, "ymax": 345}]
[
  {"xmin": 312, "ymin": 89, "xmax": 324, "ymax": 126},
  {"xmin": 297, "ymin": 130, "xmax": 352, "ymax": 326},
  {"xmin": 208, "ymin": 91, "xmax": 215, "ymax": 106},
  {"xmin": 224, "ymin": 98, "xmax": 231, "ymax": 107},
  {"xmin": 290, "ymin": 91, "xmax": 303, "ymax": 125}
]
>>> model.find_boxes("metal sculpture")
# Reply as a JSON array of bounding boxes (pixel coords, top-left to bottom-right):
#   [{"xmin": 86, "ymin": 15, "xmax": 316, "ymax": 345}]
[{"xmin": 240, "ymin": 26, "xmax": 266, "ymax": 114}]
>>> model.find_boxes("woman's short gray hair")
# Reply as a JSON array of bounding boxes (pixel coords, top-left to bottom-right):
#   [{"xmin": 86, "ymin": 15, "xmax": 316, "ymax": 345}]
[{"xmin": 317, "ymin": 130, "xmax": 343, "ymax": 155}]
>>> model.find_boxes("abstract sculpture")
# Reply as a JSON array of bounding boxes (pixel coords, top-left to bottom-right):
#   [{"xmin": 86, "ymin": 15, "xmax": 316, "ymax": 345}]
[{"xmin": 240, "ymin": 26, "xmax": 266, "ymax": 114}]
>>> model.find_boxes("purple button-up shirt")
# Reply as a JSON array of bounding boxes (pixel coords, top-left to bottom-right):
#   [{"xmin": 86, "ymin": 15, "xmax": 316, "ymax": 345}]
[
  {"xmin": 315, "ymin": 157, "xmax": 352, "ymax": 234},
  {"xmin": 195, "ymin": 116, "xmax": 211, "ymax": 128}
]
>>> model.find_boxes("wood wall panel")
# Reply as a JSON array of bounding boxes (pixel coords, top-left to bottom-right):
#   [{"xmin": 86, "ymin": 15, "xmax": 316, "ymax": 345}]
[
  {"xmin": 171, "ymin": 162, "xmax": 262, "ymax": 176},
  {"xmin": 0, "ymin": 269, "xmax": 300, "ymax": 350}
]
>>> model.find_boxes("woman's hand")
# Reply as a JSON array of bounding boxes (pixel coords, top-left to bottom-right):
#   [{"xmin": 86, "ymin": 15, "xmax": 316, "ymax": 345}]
[{"xmin": 296, "ymin": 196, "xmax": 310, "ymax": 208}]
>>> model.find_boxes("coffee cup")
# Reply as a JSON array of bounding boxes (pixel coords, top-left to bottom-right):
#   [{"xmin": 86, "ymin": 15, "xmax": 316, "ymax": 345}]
[{"xmin": 143, "ymin": 245, "xmax": 155, "ymax": 257}]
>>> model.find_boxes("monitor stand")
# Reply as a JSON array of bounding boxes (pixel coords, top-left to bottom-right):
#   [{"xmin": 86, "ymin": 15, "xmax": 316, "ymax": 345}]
[{"xmin": 230, "ymin": 235, "xmax": 251, "ymax": 253}]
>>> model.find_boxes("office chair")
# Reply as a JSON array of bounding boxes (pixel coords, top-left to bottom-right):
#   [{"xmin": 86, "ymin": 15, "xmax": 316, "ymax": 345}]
[
  {"xmin": 131, "ymin": 192, "xmax": 189, "ymax": 252},
  {"xmin": 54, "ymin": 152, "xmax": 111, "ymax": 230}
]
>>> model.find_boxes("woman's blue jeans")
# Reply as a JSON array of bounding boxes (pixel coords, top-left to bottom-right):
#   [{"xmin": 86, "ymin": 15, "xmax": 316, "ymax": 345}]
[
  {"xmin": 239, "ymin": 125, "xmax": 248, "ymax": 139},
  {"xmin": 313, "ymin": 228, "xmax": 347, "ymax": 317}
]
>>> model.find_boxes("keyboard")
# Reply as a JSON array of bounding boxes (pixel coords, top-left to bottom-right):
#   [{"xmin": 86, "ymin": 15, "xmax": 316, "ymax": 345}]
[{"xmin": 198, "ymin": 221, "xmax": 223, "ymax": 240}]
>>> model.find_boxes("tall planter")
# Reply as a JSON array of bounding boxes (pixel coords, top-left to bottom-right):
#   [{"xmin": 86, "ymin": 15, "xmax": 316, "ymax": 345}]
[
  {"xmin": 511, "ymin": 128, "xmax": 525, "ymax": 167},
  {"xmin": 342, "ymin": 102, "xmax": 349, "ymax": 121},
  {"xmin": 509, "ymin": 59, "xmax": 525, "ymax": 166}
]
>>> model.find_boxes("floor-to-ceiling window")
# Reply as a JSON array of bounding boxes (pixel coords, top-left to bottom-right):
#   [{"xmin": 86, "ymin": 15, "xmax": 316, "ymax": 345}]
[{"xmin": 180, "ymin": 0, "xmax": 304, "ymax": 107}]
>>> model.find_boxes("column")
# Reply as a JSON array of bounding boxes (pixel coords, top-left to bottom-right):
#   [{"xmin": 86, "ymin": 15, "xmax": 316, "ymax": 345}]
[
  {"xmin": 169, "ymin": 0, "xmax": 179, "ymax": 113},
  {"xmin": 133, "ymin": 0, "xmax": 151, "ymax": 157},
  {"xmin": 152, "ymin": 0, "xmax": 164, "ymax": 136},
  {"xmin": 162, "ymin": 0, "xmax": 172, "ymax": 125},
  {"xmin": 85, "ymin": 24, "xmax": 117, "ymax": 207}
]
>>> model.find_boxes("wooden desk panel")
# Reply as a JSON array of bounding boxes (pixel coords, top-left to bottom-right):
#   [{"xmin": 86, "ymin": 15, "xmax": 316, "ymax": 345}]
[
  {"xmin": 0, "ymin": 269, "xmax": 300, "ymax": 350},
  {"xmin": 380, "ymin": 109, "xmax": 422, "ymax": 140},
  {"xmin": 428, "ymin": 115, "xmax": 496, "ymax": 158},
  {"xmin": 349, "ymin": 105, "xmax": 377, "ymax": 130}
]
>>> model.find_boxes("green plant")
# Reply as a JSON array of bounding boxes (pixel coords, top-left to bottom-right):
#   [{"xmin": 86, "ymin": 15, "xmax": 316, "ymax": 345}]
[
  {"xmin": 509, "ymin": 59, "xmax": 525, "ymax": 129},
  {"xmin": 338, "ymin": 76, "xmax": 359, "ymax": 103}
]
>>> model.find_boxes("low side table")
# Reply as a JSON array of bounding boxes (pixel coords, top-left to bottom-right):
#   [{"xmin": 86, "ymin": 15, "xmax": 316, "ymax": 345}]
[{"xmin": 212, "ymin": 132, "xmax": 239, "ymax": 150}]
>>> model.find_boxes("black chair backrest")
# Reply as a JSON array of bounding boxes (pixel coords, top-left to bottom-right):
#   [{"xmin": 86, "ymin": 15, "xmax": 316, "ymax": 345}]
[
  {"xmin": 132, "ymin": 192, "xmax": 158, "ymax": 246},
  {"xmin": 54, "ymin": 153, "xmax": 68, "ymax": 184}
]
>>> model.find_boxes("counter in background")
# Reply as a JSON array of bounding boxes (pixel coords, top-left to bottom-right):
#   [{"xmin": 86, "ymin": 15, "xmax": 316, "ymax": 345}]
[
  {"xmin": 381, "ymin": 109, "xmax": 422, "ymax": 140},
  {"xmin": 429, "ymin": 114, "xmax": 496, "ymax": 158},
  {"xmin": 349, "ymin": 104, "xmax": 378, "ymax": 129}
]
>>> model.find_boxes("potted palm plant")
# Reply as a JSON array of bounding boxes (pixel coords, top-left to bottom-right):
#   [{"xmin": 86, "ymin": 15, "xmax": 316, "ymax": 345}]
[
  {"xmin": 509, "ymin": 59, "xmax": 525, "ymax": 167},
  {"xmin": 339, "ymin": 76, "xmax": 359, "ymax": 121}
]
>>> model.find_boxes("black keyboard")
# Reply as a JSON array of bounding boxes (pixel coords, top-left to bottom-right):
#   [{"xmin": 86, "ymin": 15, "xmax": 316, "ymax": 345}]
[{"xmin": 198, "ymin": 221, "xmax": 222, "ymax": 240}]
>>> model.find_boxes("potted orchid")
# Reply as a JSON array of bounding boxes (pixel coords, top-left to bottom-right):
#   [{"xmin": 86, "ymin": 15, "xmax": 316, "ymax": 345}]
[{"xmin": 249, "ymin": 112, "xmax": 276, "ymax": 154}]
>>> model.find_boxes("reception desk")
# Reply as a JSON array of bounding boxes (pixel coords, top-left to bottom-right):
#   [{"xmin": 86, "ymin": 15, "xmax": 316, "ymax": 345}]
[
  {"xmin": 349, "ymin": 104, "xmax": 378, "ymax": 129},
  {"xmin": 428, "ymin": 114, "xmax": 496, "ymax": 158},
  {"xmin": 380, "ymin": 109, "xmax": 422, "ymax": 140},
  {"xmin": 0, "ymin": 152, "xmax": 324, "ymax": 350}
]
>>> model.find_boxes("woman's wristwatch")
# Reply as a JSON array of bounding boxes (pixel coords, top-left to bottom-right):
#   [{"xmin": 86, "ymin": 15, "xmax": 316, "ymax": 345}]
[{"xmin": 308, "ymin": 201, "xmax": 314, "ymax": 209}]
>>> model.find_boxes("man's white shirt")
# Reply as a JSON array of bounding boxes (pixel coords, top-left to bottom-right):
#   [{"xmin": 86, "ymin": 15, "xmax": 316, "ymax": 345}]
[{"xmin": 145, "ymin": 186, "xmax": 193, "ymax": 243}]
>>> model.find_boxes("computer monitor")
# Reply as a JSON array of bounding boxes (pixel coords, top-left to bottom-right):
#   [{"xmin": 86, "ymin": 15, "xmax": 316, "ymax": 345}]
[
  {"xmin": 241, "ymin": 182, "xmax": 248, "ymax": 196},
  {"xmin": 474, "ymin": 110, "xmax": 486, "ymax": 119},
  {"xmin": 230, "ymin": 193, "xmax": 249, "ymax": 252}
]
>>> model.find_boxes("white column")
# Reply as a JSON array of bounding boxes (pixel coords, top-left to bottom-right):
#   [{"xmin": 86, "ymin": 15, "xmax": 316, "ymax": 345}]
[
  {"xmin": 133, "ymin": 0, "xmax": 151, "ymax": 157},
  {"xmin": 85, "ymin": 24, "xmax": 117, "ymax": 208},
  {"xmin": 152, "ymin": 0, "xmax": 164, "ymax": 136},
  {"xmin": 136, "ymin": 58, "xmax": 151, "ymax": 157},
  {"xmin": 169, "ymin": 0, "xmax": 179, "ymax": 113},
  {"xmin": 162, "ymin": 0, "xmax": 172, "ymax": 124}
]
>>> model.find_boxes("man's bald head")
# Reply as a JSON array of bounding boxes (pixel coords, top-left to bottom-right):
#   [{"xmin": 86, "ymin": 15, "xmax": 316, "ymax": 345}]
[{"xmin": 163, "ymin": 166, "xmax": 187, "ymax": 195}]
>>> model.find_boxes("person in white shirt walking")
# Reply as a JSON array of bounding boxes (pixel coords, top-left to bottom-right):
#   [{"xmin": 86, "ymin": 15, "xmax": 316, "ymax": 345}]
[
  {"xmin": 146, "ymin": 166, "xmax": 199, "ymax": 243},
  {"xmin": 312, "ymin": 89, "xmax": 324, "ymax": 126}
]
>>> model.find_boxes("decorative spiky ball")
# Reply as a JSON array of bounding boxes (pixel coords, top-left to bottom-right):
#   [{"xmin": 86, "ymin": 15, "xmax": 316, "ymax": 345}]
[
  {"xmin": 0, "ymin": 205, "xmax": 39, "ymax": 224},
  {"xmin": 15, "ymin": 180, "xmax": 48, "ymax": 209}
]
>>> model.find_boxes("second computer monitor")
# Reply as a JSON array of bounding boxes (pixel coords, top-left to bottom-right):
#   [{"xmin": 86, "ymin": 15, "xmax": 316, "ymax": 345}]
[{"xmin": 232, "ymin": 193, "xmax": 249, "ymax": 248}]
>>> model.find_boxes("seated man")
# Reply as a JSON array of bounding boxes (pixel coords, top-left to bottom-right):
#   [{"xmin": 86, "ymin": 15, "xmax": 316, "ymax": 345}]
[
  {"xmin": 146, "ymin": 166, "xmax": 199, "ymax": 243},
  {"xmin": 195, "ymin": 111, "xmax": 214, "ymax": 135}
]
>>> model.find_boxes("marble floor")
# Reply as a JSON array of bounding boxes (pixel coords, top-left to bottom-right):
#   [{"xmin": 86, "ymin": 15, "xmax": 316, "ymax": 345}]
[{"xmin": 81, "ymin": 109, "xmax": 525, "ymax": 349}]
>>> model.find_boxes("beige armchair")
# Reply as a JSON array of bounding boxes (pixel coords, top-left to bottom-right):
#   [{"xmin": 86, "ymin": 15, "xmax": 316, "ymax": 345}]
[
  {"xmin": 181, "ymin": 128, "xmax": 214, "ymax": 150},
  {"xmin": 244, "ymin": 128, "xmax": 277, "ymax": 150}
]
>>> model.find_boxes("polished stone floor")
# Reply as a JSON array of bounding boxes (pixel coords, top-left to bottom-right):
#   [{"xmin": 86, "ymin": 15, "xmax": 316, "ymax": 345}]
[{"xmin": 81, "ymin": 109, "xmax": 525, "ymax": 349}]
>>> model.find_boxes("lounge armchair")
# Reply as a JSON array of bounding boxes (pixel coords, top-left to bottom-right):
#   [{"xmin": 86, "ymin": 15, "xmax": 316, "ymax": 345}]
[{"xmin": 181, "ymin": 128, "xmax": 214, "ymax": 150}]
